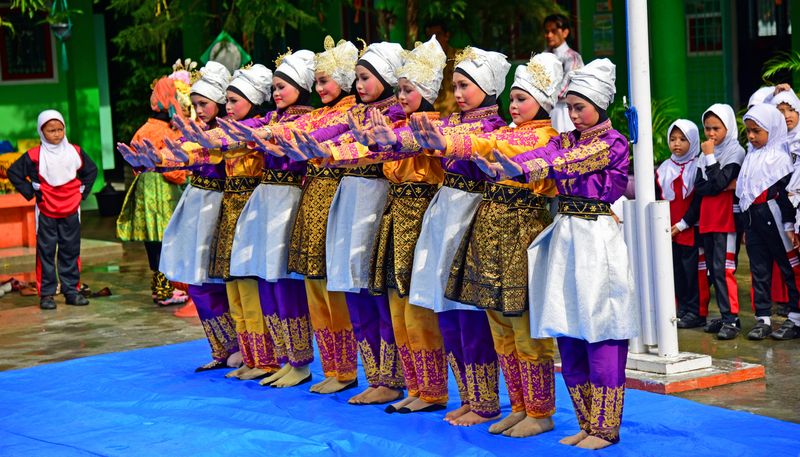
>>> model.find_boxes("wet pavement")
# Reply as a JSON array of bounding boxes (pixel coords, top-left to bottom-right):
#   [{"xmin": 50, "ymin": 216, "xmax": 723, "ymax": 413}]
[{"xmin": 0, "ymin": 211, "xmax": 797, "ymax": 423}]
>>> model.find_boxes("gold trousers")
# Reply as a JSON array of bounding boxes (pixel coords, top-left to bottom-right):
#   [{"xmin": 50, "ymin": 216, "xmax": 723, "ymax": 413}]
[
  {"xmin": 305, "ymin": 278, "xmax": 357, "ymax": 382},
  {"xmin": 226, "ymin": 278, "xmax": 279, "ymax": 371}
]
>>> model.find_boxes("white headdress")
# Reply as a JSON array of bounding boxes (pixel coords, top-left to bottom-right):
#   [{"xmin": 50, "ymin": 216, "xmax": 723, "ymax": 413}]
[
  {"xmin": 511, "ymin": 52, "xmax": 563, "ymax": 113},
  {"xmin": 191, "ymin": 61, "xmax": 231, "ymax": 104},
  {"xmin": 454, "ymin": 46, "xmax": 511, "ymax": 97},
  {"xmin": 314, "ymin": 36, "xmax": 358, "ymax": 92},
  {"xmin": 275, "ymin": 49, "xmax": 316, "ymax": 92},
  {"xmin": 358, "ymin": 41, "xmax": 404, "ymax": 88},
  {"xmin": 566, "ymin": 58, "xmax": 616, "ymax": 110},
  {"xmin": 396, "ymin": 36, "xmax": 447, "ymax": 105},
  {"xmin": 229, "ymin": 64, "xmax": 273, "ymax": 105}
]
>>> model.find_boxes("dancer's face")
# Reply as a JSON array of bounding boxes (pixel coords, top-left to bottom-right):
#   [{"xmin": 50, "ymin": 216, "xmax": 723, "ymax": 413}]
[
  {"xmin": 566, "ymin": 94, "xmax": 600, "ymax": 132},
  {"xmin": 225, "ymin": 91, "xmax": 252, "ymax": 121},
  {"xmin": 453, "ymin": 73, "xmax": 484, "ymax": 112},
  {"xmin": 191, "ymin": 95, "xmax": 220, "ymax": 124},
  {"xmin": 509, "ymin": 89, "xmax": 541, "ymax": 125},
  {"xmin": 41, "ymin": 119, "xmax": 65, "ymax": 144},
  {"xmin": 355, "ymin": 65, "xmax": 385, "ymax": 103},
  {"xmin": 397, "ymin": 78, "xmax": 422, "ymax": 115},
  {"xmin": 273, "ymin": 76, "xmax": 300, "ymax": 110},
  {"xmin": 315, "ymin": 72, "xmax": 343, "ymax": 105}
]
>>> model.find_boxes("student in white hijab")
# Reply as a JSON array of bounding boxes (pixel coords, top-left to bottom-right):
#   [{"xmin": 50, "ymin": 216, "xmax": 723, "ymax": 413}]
[
  {"xmin": 737, "ymin": 103, "xmax": 800, "ymax": 340},
  {"xmin": 7, "ymin": 110, "xmax": 98, "ymax": 310},
  {"xmin": 693, "ymin": 103, "xmax": 746, "ymax": 340},
  {"xmin": 772, "ymin": 89, "xmax": 800, "ymax": 162}
]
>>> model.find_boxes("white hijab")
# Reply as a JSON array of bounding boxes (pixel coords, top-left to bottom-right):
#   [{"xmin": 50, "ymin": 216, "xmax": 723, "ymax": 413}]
[
  {"xmin": 657, "ymin": 119, "xmax": 700, "ymax": 200},
  {"xmin": 737, "ymin": 103, "xmax": 794, "ymax": 211},
  {"xmin": 698, "ymin": 104, "xmax": 745, "ymax": 179},
  {"xmin": 37, "ymin": 110, "xmax": 81, "ymax": 187},
  {"xmin": 771, "ymin": 90, "xmax": 800, "ymax": 161}
]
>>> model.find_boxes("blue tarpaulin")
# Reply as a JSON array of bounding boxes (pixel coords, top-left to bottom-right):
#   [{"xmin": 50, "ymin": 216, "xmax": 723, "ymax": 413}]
[{"xmin": 0, "ymin": 340, "xmax": 797, "ymax": 456}]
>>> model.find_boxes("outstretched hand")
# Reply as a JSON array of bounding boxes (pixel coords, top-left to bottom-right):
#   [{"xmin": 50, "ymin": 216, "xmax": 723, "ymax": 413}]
[
  {"xmin": 369, "ymin": 109, "xmax": 397, "ymax": 147},
  {"xmin": 348, "ymin": 111, "xmax": 375, "ymax": 147},
  {"xmin": 217, "ymin": 118, "xmax": 250, "ymax": 143},
  {"xmin": 163, "ymin": 137, "xmax": 190, "ymax": 163},
  {"xmin": 131, "ymin": 141, "xmax": 157, "ymax": 169},
  {"xmin": 417, "ymin": 114, "xmax": 447, "ymax": 150},
  {"xmin": 470, "ymin": 152, "xmax": 503, "ymax": 178},
  {"xmin": 116, "ymin": 142, "xmax": 141, "ymax": 168},
  {"xmin": 492, "ymin": 149, "xmax": 525, "ymax": 178}
]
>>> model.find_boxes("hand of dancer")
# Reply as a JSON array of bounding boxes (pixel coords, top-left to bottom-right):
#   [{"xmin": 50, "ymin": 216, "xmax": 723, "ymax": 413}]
[
  {"xmin": 417, "ymin": 114, "xmax": 446, "ymax": 151},
  {"xmin": 300, "ymin": 131, "xmax": 331, "ymax": 159},
  {"xmin": 347, "ymin": 111, "xmax": 374, "ymax": 147},
  {"xmin": 470, "ymin": 151, "xmax": 502, "ymax": 178},
  {"xmin": 140, "ymin": 139, "xmax": 166, "ymax": 166},
  {"xmin": 369, "ymin": 109, "xmax": 397, "ymax": 146},
  {"xmin": 217, "ymin": 118, "xmax": 249, "ymax": 143},
  {"xmin": 274, "ymin": 132, "xmax": 306, "ymax": 161},
  {"xmin": 116, "ymin": 142, "xmax": 141, "ymax": 168},
  {"xmin": 163, "ymin": 137, "xmax": 190, "ymax": 163},
  {"xmin": 492, "ymin": 149, "xmax": 525, "ymax": 179},
  {"xmin": 131, "ymin": 141, "xmax": 157, "ymax": 169}
]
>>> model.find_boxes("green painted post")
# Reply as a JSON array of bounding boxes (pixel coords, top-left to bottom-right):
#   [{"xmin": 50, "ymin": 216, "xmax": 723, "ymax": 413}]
[{"xmin": 648, "ymin": 0, "xmax": 688, "ymax": 116}]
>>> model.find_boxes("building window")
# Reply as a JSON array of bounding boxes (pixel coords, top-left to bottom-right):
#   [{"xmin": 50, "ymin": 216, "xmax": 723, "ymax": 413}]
[
  {"xmin": 0, "ymin": 8, "xmax": 57, "ymax": 83},
  {"xmin": 686, "ymin": 0, "xmax": 723, "ymax": 55}
]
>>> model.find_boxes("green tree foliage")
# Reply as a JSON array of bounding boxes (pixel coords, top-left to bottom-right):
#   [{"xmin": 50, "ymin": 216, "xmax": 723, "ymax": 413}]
[{"xmin": 1, "ymin": 0, "xmax": 49, "ymax": 31}]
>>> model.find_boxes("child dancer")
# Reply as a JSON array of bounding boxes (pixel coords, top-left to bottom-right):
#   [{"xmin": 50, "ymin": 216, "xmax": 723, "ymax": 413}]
[
  {"xmin": 8, "ymin": 110, "xmax": 98, "ymax": 310},
  {"xmin": 655, "ymin": 120, "xmax": 705, "ymax": 328},
  {"xmin": 694, "ymin": 104, "xmax": 745, "ymax": 340},
  {"xmin": 487, "ymin": 58, "xmax": 636, "ymax": 449},
  {"xmin": 737, "ymin": 104, "xmax": 800, "ymax": 340}
]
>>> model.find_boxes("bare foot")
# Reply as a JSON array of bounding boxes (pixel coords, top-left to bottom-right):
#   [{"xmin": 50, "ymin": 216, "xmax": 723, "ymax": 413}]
[
  {"xmin": 310, "ymin": 376, "xmax": 335, "ymax": 393},
  {"xmin": 272, "ymin": 366, "xmax": 311, "ymax": 388},
  {"xmin": 559, "ymin": 430, "xmax": 589, "ymax": 445},
  {"xmin": 488, "ymin": 411, "xmax": 526, "ymax": 434},
  {"xmin": 359, "ymin": 386, "xmax": 403, "ymax": 404},
  {"xmin": 386, "ymin": 395, "xmax": 415, "ymax": 412},
  {"xmin": 226, "ymin": 351, "xmax": 243, "ymax": 368},
  {"xmin": 444, "ymin": 404, "xmax": 471, "ymax": 423},
  {"xmin": 225, "ymin": 365, "xmax": 251, "ymax": 379},
  {"xmin": 259, "ymin": 364, "xmax": 292, "ymax": 386},
  {"xmin": 348, "ymin": 387, "xmax": 376, "ymax": 404},
  {"xmin": 502, "ymin": 416, "xmax": 554, "ymax": 437},
  {"xmin": 238, "ymin": 367, "xmax": 273, "ymax": 380},
  {"xmin": 317, "ymin": 379, "xmax": 357, "ymax": 394},
  {"xmin": 450, "ymin": 411, "xmax": 501, "ymax": 427},
  {"xmin": 575, "ymin": 435, "xmax": 614, "ymax": 450}
]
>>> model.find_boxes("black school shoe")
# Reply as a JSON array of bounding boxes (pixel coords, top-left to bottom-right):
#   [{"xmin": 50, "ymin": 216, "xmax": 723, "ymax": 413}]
[
  {"xmin": 703, "ymin": 318, "xmax": 724, "ymax": 333},
  {"xmin": 771, "ymin": 319, "xmax": 800, "ymax": 340},
  {"xmin": 746, "ymin": 321, "xmax": 772, "ymax": 340},
  {"xmin": 677, "ymin": 313, "xmax": 707, "ymax": 329},
  {"xmin": 715, "ymin": 318, "xmax": 741, "ymax": 340},
  {"xmin": 65, "ymin": 294, "xmax": 89, "ymax": 306},
  {"xmin": 40, "ymin": 295, "xmax": 57, "ymax": 310}
]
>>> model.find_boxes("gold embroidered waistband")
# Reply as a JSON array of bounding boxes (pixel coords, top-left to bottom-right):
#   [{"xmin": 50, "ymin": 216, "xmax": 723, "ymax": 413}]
[
  {"xmin": 390, "ymin": 182, "xmax": 438, "ymax": 199},
  {"xmin": 557, "ymin": 195, "xmax": 611, "ymax": 220},
  {"xmin": 261, "ymin": 169, "xmax": 303, "ymax": 186},
  {"xmin": 443, "ymin": 172, "xmax": 485, "ymax": 194},
  {"xmin": 190, "ymin": 175, "xmax": 225, "ymax": 192},
  {"xmin": 306, "ymin": 163, "xmax": 345, "ymax": 180},
  {"xmin": 224, "ymin": 176, "xmax": 260, "ymax": 193},
  {"xmin": 483, "ymin": 182, "xmax": 549, "ymax": 209},
  {"xmin": 344, "ymin": 163, "xmax": 384, "ymax": 179}
]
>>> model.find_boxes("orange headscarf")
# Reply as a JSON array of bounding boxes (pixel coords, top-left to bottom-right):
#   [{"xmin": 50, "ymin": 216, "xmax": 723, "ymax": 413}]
[{"xmin": 149, "ymin": 77, "xmax": 182, "ymax": 115}]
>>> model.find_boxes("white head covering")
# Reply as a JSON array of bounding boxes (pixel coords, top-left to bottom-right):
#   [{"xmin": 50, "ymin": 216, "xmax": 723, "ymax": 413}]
[
  {"xmin": 737, "ymin": 103, "xmax": 794, "ymax": 211},
  {"xmin": 747, "ymin": 86, "xmax": 775, "ymax": 108},
  {"xmin": 657, "ymin": 119, "xmax": 700, "ymax": 201},
  {"xmin": 396, "ymin": 36, "xmax": 447, "ymax": 105},
  {"xmin": 358, "ymin": 41, "xmax": 404, "ymax": 88},
  {"xmin": 565, "ymin": 58, "xmax": 616, "ymax": 110},
  {"xmin": 275, "ymin": 49, "xmax": 316, "ymax": 92},
  {"xmin": 314, "ymin": 36, "xmax": 358, "ymax": 92},
  {"xmin": 36, "ymin": 110, "xmax": 81, "ymax": 187},
  {"xmin": 454, "ymin": 47, "xmax": 511, "ymax": 97},
  {"xmin": 698, "ymin": 104, "xmax": 745, "ymax": 179},
  {"xmin": 772, "ymin": 90, "xmax": 800, "ymax": 159},
  {"xmin": 228, "ymin": 64, "xmax": 272, "ymax": 105},
  {"xmin": 511, "ymin": 52, "xmax": 563, "ymax": 114},
  {"xmin": 191, "ymin": 61, "xmax": 231, "ymax": 104}
]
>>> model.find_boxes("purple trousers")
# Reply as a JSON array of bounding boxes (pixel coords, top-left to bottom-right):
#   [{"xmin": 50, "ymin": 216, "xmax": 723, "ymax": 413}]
[
  {"xmin": 345, "ymin": 289, "xmax": 405, "ymax": 389},
  {"xmin": 439, "ymin": 309, "xmax": 500, "ymax": 418},
  {"xmin": 557, "ymin": 337, "xmax": 628, "ymax": 444},
  {"xmin": 257, "ymin": 278, "xmax": 314, "ymax": 367},
  {"xmin": 189, "ymin": 283, "xmax": 239, "ymax": 362}
]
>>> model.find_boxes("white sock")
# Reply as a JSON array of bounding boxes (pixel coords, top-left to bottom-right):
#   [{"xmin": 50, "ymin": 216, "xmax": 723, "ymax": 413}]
[
  {"xmin": 758, "ymin": 317, "xmax": 771, "ymax": 325},
  {"xmin": 788, "ymin": 312, "xmax": 800, "ymax": 326}
]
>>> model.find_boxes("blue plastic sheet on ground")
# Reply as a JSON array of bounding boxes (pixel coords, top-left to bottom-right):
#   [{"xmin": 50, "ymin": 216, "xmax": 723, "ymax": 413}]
[{"xmin": 0, "ymin": 339, "xmax": 798, "ymax": 456}]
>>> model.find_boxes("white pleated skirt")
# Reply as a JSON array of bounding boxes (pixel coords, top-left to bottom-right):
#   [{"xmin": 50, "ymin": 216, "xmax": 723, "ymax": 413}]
[
  {"xmin": 159, "ymin": 185, "xmax": 224, "ymax": 285},
  {"xmin": 408, "ymin": 186, "xmax": 483, "ymax": 312},
  {"xmin": 528, "ymin": 214, "xmax": 639, "ymax": 343},
  {"xmin": 229, "ymin": 183, "xmax": 304, "ymax": 281},
  {"xmin": 325, "ymin": 176, "xmax": 390, "ymax": 292}
]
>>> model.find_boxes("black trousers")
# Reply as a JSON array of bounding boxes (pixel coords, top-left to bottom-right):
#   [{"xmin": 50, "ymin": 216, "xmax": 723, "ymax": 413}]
[
  {"xmin": 36, "ymin": 212, "xmax": 81, "ymax": 297},
  {"xmin": 144, "ymin": 241, "xmax": 162, "ymax": 272},
  {"xmin": 701, "ymin": 232, "xmax": 739, "ymax": 322},
  {"xmin": 672, "ymin": 242, "xmax": 699, "ymax": 317},
  {"xmin": 744, "ymin": 203, "xmax": 800, "ymax": 317}
]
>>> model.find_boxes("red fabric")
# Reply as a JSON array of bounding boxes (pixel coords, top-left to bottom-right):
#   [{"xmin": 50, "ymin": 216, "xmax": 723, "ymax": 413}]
[
  {"xmin": 751, "ymin": 190, "xmax": 769, "ymax": 206},
  {"xmin": 668, "ymin": 175, "xmax": 695, "ymax": 246},
  {"xmin": 28, "ymin": 145, "xmax": 84, "ymax": 218},
  {"xmin": 725, "ymin": 250, "xmax": 739, "ymax": 314},
  {"xmin": 770, "ymin": 262, "xmax": 789, "ymax": 304},
  {"xmin": 697, "ymin": 251, "xmax": 710, "ymax": 317},
  {"xmin": 699, "ymin": 190, "xmax": 736, "ymax": 233}
]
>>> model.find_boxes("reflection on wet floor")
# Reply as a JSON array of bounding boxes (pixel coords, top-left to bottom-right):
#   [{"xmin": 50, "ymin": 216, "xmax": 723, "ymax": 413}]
[{"xmin": 0, "ymin": 211, "xmax": 798, "ymax": 423}]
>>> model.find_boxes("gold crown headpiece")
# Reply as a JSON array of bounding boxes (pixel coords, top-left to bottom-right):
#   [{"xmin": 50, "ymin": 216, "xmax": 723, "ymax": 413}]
[
  {"xmin": 275, "ymin": 48, "xmax": 293, "ymax": 68},
  {"xmin": 526, "ymin": 57, "xmax": 553, "ymax": 92},
  {"xmin": 453, "ymin": 46, "xmax": 478, "ymax": 66}
]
